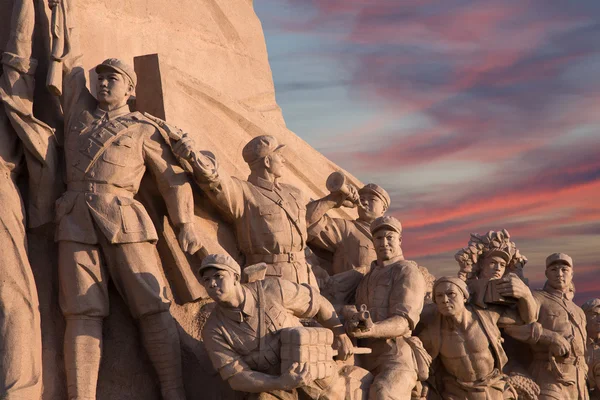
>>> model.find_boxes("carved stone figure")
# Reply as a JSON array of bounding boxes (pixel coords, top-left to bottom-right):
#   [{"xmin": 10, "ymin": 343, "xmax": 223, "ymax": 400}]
[
  {"xmin": 199, "ymin": 254, "xmax": 372, "ymax": 399},
  {"xmin": 0, "ymin": 0, "xmax": 61, "ymax": 397},
  {"xmin": 583, "ymin": 298, "xmax": 600, "ymax": 399},
  {"xmin": 418, "ymin": 276, "xmax": 537, "ymax": 399},
  {"xmin": 173, "ymin": 134, "xmax": 319, "ymax": 288},
  {"xmin": 505, "ymin": 253, "xmax": 589, "ymax": 400},
  {"xmin": 348, "ymin": 216, "xmax": 430, "ymax": 399},
  {"xmin": 306, "ymin": 178, "xmax": 390, "ymax": 305},
  {"xmin": 48, "ymin": 1, "xmax": 202, "ymax": 398},
  {"xmin": 455, "ymin": 230, "xmax": 529, "ymax": 309}
]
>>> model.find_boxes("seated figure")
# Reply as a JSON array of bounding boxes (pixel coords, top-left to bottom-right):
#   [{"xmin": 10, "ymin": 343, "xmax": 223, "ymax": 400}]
[{"xmin": 200, "ymin": 254, "xmax": 372, "ymax": 400}]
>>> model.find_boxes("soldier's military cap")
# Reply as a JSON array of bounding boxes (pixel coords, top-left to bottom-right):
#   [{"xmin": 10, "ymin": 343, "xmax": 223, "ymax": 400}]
[
  {"xmin": 198, "ymin": 254, "xmax": 241, "ymax": 276},
  {"xmin": 370, "ymin": 215, "xmax": 402, "ymax": 235},
  {"xmin": 242, "ymin": 135, "xmax": 285, "ymax": 165},
  {"xmin": 545, "ymin": 252, "xmax": 573, "ymax": 268},
  {"xmin": 359, "ymin": 183, "xmax": 390, "ymax": 208},
  {"xmin": 95, "ymin": 58, "xmax": 138, "ymax": 87}
]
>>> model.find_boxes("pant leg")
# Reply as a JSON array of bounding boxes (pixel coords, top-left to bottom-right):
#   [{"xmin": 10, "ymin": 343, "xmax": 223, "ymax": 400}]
[
  {"xmin": 98, "ymin": 239, "xmax": 184, "ymax": 400},
  {"xmin": 0, "ymin": 174, "xmax": 42, "ymax": 400},
  {"xmin": 58, "ymin": 240, "xmax": 109, "ymax": 400},
  {"xmin": 369, "ymin": 363, "xmax": 417, "ymax": 400}
]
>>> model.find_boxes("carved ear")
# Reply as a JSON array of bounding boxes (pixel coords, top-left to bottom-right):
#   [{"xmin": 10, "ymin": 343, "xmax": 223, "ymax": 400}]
[{"xmin": 263, "ymin": 155, "xmax": 272, "ymax": 169}]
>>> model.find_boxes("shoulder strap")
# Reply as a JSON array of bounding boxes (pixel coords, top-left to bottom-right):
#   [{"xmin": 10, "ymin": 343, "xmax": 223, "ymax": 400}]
[
  {"xmin": 254, "ymin": 186, "xmax": 305, "ymax": 248},
  {"xmin": 256, "ymin": 280, "xmax": 269, "ymax": 371},
  {"xmin": 538, "ymin": 290, "xmax": 586, "ymax": 342},
  {"xmin": 81, "ymin": 113, "xmax": 138, "ymax": 173},
  {"xmin": 353, "ymin": 220, "xmax": 372, "ymax": 242}
]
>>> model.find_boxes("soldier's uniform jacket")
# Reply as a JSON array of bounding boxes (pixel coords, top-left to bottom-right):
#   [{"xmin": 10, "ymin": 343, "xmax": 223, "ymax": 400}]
[
  {"xmin": 588, "ymin": 339, "xmax": 600, "ymax": 396},
  {"xmin": 509, "ymin": 285, "xmax": 589, "ymax": 399},
  {"xmin": 202, "ymin": 278, "xmax": 320, "ymax": 381},
  {"xmin": 55, "ymin": 59, "xmax": 193, "ymax": 244},
  {"xmin": 355, "ymin": 257, "xmax": 425, "ymax": 328},
  {"xmin": 194, "ymin": 165, "xmax": 315, "ymax": 284},
  {"xmin": 308, "ymin": 215, "xmax": 375, "ymax": 276},
  {"xmin": 354, "ymin": 257, "xmax": 426, "ymax": 374}
]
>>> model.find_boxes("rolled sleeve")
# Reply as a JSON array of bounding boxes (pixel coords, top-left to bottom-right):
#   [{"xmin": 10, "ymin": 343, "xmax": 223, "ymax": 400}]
[
  {"xmin": 389, "ymin": 263, "xmax": 426, "ymax": 330},
  {"xmin": 202, "ymin": 323, "xmax": 252, "ymax": 381}
]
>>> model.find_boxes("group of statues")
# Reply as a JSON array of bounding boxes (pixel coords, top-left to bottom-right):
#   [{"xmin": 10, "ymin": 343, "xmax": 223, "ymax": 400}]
[{"xmin": 1, "ymin": 0, "xmax": 599, "ymax": 400}]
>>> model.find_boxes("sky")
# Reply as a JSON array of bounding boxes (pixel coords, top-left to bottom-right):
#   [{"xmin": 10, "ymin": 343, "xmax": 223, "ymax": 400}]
[{"xmin": 254, "ymin": 0, "xmax": 600, "ymax": 304}]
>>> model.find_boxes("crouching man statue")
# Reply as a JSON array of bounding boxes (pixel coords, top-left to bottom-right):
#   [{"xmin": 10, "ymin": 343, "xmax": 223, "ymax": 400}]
[
  {"xmin": 417, "ymin": 276, "xmax": 537, "ymax": 399},
  {"xmin": 200, "ymin": 254, "xmax": 374, "ymax": 400}
]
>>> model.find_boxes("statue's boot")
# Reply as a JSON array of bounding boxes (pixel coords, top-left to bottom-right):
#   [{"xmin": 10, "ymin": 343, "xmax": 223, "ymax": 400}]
[
  {"xmin": 64, "ymin": 318, "xmax": 103, "ymax": 400},
  {"xmin": 139, "ymin": 311, "xmax": 186, "ymax": 400}
]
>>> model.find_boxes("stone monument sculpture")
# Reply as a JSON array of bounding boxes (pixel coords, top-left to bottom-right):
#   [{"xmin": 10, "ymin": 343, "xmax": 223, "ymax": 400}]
[
  {"xmin": 584, "ymin": 298, "xmax": 600, "ymax": 399},
  {"xmin": 306, "ymin": 175, "xmax": 390, "ymax": 306},
  {"xmin": 0, "ymin": 0, "xmax": 61, "ymax": 397},
  {"xmin": 455, "ymin": 230, "xmax": 532, "ymax": 316},
  {"xmin": 199, "ymin": 253, "xmax": 373, "ymax": 399},
  {"xmin": 172, "ymin": 134, "xmax": 319, "ymax": 288},
  {"xmin": 348, "ymin": 216, "xmax": 431, "ymax": 399},
  {"xmin": 418, "ymin": 276, "xmax": 537, "ymax": 399},
  {"xmin": 48, "ymin": 0, "xmax": 202, "ymax": 398},
  {"xmin": 505, "ymin": 253, "xmax": 589, "ymax": 400}
]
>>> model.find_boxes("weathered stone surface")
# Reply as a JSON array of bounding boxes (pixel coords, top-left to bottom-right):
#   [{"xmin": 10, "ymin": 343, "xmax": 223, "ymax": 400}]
[{"xmin": 0, "ymin": 0, "xmax": 360, "ymax": 398}]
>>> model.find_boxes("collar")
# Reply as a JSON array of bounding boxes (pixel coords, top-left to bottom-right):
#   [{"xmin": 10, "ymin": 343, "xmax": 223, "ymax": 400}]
[
  {"xmin": 248, "ymin": 174, "xmax": 277, "ymax": 191},
  {"xmin": 375, "ymin": 254, "xmax": 405, "ymax": 269},
  {"xmin": 93, "ymin": 104, "xmax": 130, "ymax": 121},
  {"xmin": 219, "ymin": 287, "xmax": 255, "ymax": 323},
  {"xmin": 542, "ymin": 282, "xmax": 570, "ymax": 300}
]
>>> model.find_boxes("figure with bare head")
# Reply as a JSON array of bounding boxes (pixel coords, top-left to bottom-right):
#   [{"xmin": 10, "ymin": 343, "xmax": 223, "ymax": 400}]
[{"xmin": 418, "ymin": 275, "xmax": 537, "ymax": 399}]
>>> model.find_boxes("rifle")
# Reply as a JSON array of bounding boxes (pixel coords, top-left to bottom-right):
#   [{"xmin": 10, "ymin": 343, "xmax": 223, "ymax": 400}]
[
  {"xmin": 47, "ymin": 1, "xmax": 69, "ymax": 96},
  {"xmin": 346, "ymin": 304, "xmax": 374, "ymax": 332}
]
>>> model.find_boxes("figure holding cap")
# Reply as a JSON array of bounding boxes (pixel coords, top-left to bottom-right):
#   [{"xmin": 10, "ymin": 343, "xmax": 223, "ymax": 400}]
[
  {"xmin": 505, "ymin": 253, "xmax": 589, "ymax": 400},
  {"xmin": 417, "ymin": 276, "xmax": 537, "ymax": 399},
  {"xmin": 173, "ymin": 134, "xmax": 319, "ymax": 289},
  {"xmin": 46, "ymin": 0, "xmax": 202, "ymax": 398},
  {"xmin": 199, "ymin": 254, "xmax": 364, "ymax": 399},
  {"xmin": 306, "ymin": 176, "xmax": 390, "ymax": 306}
]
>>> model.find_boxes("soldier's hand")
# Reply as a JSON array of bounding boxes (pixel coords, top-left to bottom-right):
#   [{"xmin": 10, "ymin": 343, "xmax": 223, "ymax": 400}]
[
  {"xmin": 172, "ymin": 135, "xmax": 196, "ymax": 161},
  {"xmin": 549, "ymin": 333, "xmax": 570, "ymax": 358},
  {"xmin": 345, "ymin": 184, "xmax": 359, "ymax": 206},
  {"xmin": 48, "ymin": 0, "xmax": 60, "ymax": 9},
  {"xmin": 333, "ymin": 333, "xmax": 354, "ymax": 361},
  {"xmin": 280, "ymin": 362, "xmax": 312, "ymax": 390},
  {"xmin": 177, "ymin": 222, "xmax": 203, "ymax": 255},
  {"xmin": 496, "ymin": 273, "xmax": 530, "ymax": 299},
  {"xmin": 349, "ymin": 326, "xmax": 373, "ymax": 339}
]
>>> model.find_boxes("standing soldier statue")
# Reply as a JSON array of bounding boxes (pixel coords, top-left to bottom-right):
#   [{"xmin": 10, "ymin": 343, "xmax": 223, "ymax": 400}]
[
  {"xmin": 348, "ymin": 216, "xmax": 430, "ymax": 399},
  {"xmin": 173, "ymin": 134, "xmax": 319, "ymax": 288},
  {"xmin": 306, "ymin": 175, "xmax": 390, "ymax": 306},
  {"xmin": 48, "ymin": 0, "xmax": 202, "ymax": 399},
  {"xmin": 0, "ymin": 0, "xmax": 61, "ymax": 397},
  {"xmin": 505, "ymin": 253, "xmax": 589, "ymax": 400}
]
